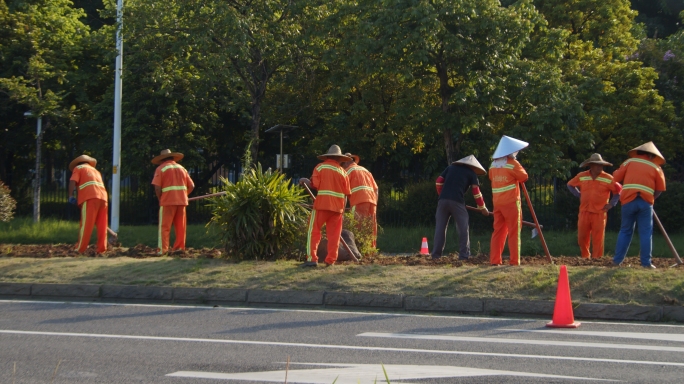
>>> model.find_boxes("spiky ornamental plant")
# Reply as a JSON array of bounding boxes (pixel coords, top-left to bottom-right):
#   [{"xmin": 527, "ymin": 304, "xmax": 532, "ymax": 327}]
[
  {"xmin": 0, "ymin": 181, "xmax": 16, "ymax": 222},
  {"xmin": 208, "ymin": 163, "xmax": 309, "ymax": 260}
]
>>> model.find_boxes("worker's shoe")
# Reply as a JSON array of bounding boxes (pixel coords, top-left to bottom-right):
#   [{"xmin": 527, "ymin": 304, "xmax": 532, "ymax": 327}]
[
  {"xmin": 302, "ymin": 261, "xmax": 318, "ymax": 267},
  {"xmin": 642, "ymin": 264, "xmax": 656, "ymax": 269},
  {"xmin": 325, "ymin": 262, "xmax": 334, "ymax": 267},
  {"xmin": 612, "ymin": 261, "xmax": 622, "ymax": 267}
]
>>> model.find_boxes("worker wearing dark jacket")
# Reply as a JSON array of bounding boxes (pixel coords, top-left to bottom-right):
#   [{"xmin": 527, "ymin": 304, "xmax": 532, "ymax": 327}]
[{"xmin": 432, "ymin": 155, "xmax": 489, "ymax": 260}]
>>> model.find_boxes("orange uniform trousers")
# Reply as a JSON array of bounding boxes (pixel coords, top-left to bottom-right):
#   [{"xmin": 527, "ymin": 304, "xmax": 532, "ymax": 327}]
[
  {"xmin": 490, "ymin": 201, "xmax": 522, "ymax": 265},
  {"xmin": 578, "ymin": 211, "xmax": 607, "ymax": 259},
  {"xmin": 76, "ymin": 198, "xmax": 108, "ymax": 253},
  {"xmin": 307, "ymin": 209, "xmax": 343, "ymax": 265},
  {"xmin": 353, "ymin": 202, "xmax": 377, "ymax": 248},
  {"xmin": 158, "ymin": 205, "xmax": 187, "ymax": 253}
]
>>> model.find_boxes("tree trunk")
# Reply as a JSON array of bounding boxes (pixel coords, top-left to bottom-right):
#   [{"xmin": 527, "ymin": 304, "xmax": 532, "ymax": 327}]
[
  {"xmin": 443, "ymin": 128, "xmax": 455, "ymax": 165},
  {"xmin": 250, "ymin": 98, "xmax": 261, "ymax": 166}
]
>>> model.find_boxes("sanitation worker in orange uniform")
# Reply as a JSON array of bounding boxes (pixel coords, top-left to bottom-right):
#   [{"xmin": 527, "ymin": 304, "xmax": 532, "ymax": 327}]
[
  {"xmin": 567, "ymin": 154, "xmax": 622, "ymax": 259},
  {"xmin": 299, "ymin": 145, "xmax": 352, "ymax": 267},
  {"xmin": 489, "ymin": 136, "xmax": 529, "ymax": 266},
  {"xmin": 612, "ymin": 142, "xmax": 667, "ymax": 269},
  {"xmin": 69, "ymin": 155, "xmax": 109, "ymax": 253},
  {"xmin": 341, "ymin": 153, "xmax": 379, "ymax": 248},
  {"xmin": 151, "ymin": 149, "xmax": 194, "ymax": 254}
]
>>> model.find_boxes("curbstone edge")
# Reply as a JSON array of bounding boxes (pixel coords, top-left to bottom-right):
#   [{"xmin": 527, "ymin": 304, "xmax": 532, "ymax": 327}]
[
  {"xmin": 31, "ymin": 283, "xmax": 100, "ymax": 298},
  {"xmin": 405, "ymin": 296, "xmax": 483, "ymax": 313},
  {"xmin": 102, "ymin": 285, "xmax": 173, "ymax": 301},
  {"xmin": 248, "ymin": 289, "xmax": 324, "ymax": 305},
  {"xmin": 325, "ymin": 292, "xmax": 403, "ymax": 308}
]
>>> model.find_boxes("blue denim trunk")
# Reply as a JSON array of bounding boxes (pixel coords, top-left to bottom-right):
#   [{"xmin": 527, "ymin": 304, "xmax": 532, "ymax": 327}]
[{"xmin": 613, "ymin": 197, "xmax": 653, "ymax": 266}]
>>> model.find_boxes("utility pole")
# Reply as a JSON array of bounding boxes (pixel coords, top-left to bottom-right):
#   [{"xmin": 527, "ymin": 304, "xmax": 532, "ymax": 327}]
[
  {"xmin": 25, "ymin": 111, "xmax": 42, "ymax": 223},
  {"xmin": 111, "ymin": 0, "xmax": 124, "ymax": 232}
]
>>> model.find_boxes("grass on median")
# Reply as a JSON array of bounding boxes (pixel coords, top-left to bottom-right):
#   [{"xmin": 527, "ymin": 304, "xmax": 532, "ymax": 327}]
[
  {"xmin": 0, "ymin": 256, "xmax": 683, "ymax": 307},
  {"xmin": 2, "ymin": 218, "xmax": 683, "ymax": 258}
]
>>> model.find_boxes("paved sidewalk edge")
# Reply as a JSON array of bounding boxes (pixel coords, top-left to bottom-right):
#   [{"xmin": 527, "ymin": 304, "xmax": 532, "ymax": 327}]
[{"xmin": 0, "ymin": 282, "xmax": 681, "ymax": 323}]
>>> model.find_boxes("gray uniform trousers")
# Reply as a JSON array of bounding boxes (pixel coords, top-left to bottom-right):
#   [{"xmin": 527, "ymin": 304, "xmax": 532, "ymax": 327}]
[{"xmin": 432, "ymin": 199, "xmax": 470, "ymax": 259}]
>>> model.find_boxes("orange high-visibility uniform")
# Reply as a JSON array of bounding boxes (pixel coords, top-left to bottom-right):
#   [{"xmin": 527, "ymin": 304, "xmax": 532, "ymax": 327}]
[
  {"xmin": 346, "ymin": 162, "xmax": 378, "ymax": 247},
  {"xmin": 70, "ymin": 164, "xmax": 109, "ymax": 253},
  {"xmin": 152, "ymin": 160, "xmax": 194, "ymax": 253},
  {"xmin": 307, "ymin": 159, "xmax": 351, "ymax": 264},
  {"xmin": 489, "ymin": 158, "xmax": 528, "ymax": 265},
  {"xmin": 568, "ymin": 170, "xmax": 621, "ymax": 258},
  {"xmin": 613, "ymin": 155, "xmax": 666, "ymax": 206}
]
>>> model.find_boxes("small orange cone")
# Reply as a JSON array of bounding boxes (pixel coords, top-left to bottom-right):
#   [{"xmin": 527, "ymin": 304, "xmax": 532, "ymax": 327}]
[
  {"xmin": 420, "ymin": 237, "xmax": 430, "ymax": 255},
  {"xmin": 547, "ymin": 265, "xmax": 580, "ymax": 328}
]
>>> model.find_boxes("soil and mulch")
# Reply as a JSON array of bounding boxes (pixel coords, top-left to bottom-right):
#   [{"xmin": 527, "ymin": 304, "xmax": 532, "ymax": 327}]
[{"xmin": 0, "ymin": 243, "xmax": 679, "ymax": 269}]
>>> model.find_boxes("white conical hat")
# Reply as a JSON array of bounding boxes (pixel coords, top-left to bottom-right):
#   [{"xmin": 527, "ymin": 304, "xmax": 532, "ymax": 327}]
[
  {"xmin": 492, "ymin": 135, "xmax": 529, "ymax": 159},
  {"xmin": 453, "ymin": 155, "xmax": 486, "ymax": 175},
  {"xmin": 628, "ymin": 141, "xmax": 665, "ymax": 165}
]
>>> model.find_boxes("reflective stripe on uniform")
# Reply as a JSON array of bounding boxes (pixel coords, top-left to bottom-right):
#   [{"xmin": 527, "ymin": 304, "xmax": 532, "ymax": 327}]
[
  {"xmin": 621, "ymin": 158, "xmax": 659, "ymax": 170},
  {"xmin": 306, "ymin": 210, "xmax": 317, "ymax": 262},
  {"xmin": 79, "ymin": 181, "xmax": 105, "ymax": 190},
  {"xmin": 351, "ymin": 186, "xmax": 374, "ymax": 194},
  {"xmin": 623, "ymin": 184, "xmax": 654, "ymax": 195},
  {"xmin": 318, "ymin": 190, "xmax": 346, "ymax": 199},
  {"xmin": 162, "ymin": 164, "xmax": 185, "ymax": 172},
  {"xmin": 158, "ymin": 206, "xmax": 163, "ymax": 252},
  {"xmin": 504, "ymin": 164, "xmax": 514, "ymax": 169},
  {"xmin": 579, "ymin": 176, "xmax": 612, "ymax": 184},
  {"xmin": 316, "ymin": 164, "xmax": 346, "ymax": 177},
  {"xmin": 492, "ymin": 184, "xmax": 516, "ymax": 194},
  {"xmin": 161, "ymin": 186, "xmax": 188, "ymax": 193},
  {"xmin": 77, "ymin": 201, "xmax": 87, "ymax": 251}
]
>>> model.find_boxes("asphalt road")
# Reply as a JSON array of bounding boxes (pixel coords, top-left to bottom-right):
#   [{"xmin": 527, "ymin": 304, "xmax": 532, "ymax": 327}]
[{"xmin": 1, "ymin": 300, "xmax": 683, "ymax": 383}]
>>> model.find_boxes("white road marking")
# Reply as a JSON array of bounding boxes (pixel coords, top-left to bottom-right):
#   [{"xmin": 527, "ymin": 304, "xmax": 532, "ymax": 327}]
[
  {"xmin": 359, "ymin": 332, "xmax": 684, "ymax": 352},
  {"xmin": 168, "ymin": 363, "xmax": 617, "ymax": 383},
  {"xmin": 2, "ymin": 299, "xmax": 684, "ymax": 329},
  {"xmin": 505, "ymin": 329, "xmax": 684, "ymax": 343},
  {"xmin": 1, "ymin": 329, "xmax": 683, "ymax": 367}
]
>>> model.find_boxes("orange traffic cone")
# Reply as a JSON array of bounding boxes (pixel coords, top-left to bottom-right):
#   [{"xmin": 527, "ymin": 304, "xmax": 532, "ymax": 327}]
[
  {"xmin": 420, "ymin": 237, "xmax": 429, "ymax": 255},
  {"xmin": 547, "ymin": 265, "xmax": 580, "ymax": 328}
]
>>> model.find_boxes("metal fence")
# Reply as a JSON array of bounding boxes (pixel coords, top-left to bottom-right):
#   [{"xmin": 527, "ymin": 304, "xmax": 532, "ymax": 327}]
[
  {"xmin": 13, "ymin": 162, "xmax": 241, "ymax": 225},
  {"xmin": 376, "ymin": 175, "xmax": 622, "ymax": 231}
]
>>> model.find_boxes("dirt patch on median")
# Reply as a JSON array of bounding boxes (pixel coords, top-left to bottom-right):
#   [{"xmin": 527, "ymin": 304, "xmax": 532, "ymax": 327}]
[
  {"xmin": 0, "ymin": 243, "xmax": 222, "ymax": 259},
  {"xmin": 0, "ymin": 243, "xmax": 678, "ymax": 269}
]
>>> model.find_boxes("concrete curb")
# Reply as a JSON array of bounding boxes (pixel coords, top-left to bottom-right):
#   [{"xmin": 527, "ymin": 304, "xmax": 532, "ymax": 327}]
[{"xmin": 0, "ymin": 282, "xmax": 678, "ymax": 323}]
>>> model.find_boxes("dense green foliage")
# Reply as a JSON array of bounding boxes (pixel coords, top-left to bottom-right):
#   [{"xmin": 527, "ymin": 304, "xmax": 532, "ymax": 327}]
[
  {"xmin": 208, "ymin": 164, "xmax": 309, "ymax": 260},
  {"xmin": 1, "ymin": 0, "xmax": 683, "ymax": 215}
]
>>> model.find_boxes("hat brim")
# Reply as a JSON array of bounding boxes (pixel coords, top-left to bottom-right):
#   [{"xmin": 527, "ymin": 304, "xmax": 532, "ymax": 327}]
[
  {"xmin": 628, "ymin": 150, "xmax": 665, "ymax": 165},
  {"xmin": 317, "ymin": 154, "xmax": 352, "ymax": 162},
  {"xmin": 580, "ymin": 160, "xmax": 612, "ymax": 168},
  {"xmin": 452, "ymin": 161, "xmax": 487, "ymax": 175},
  {"xmin": 351, "ymin": 155, "xmax": 360, "ymax": 164},
  {"xmin": 151, "ymin": 153, "xmax": 184, "ymax": 165},
  {"xmin": 69, "ymin": 155, "xmax": 97, "ymax": 171}
]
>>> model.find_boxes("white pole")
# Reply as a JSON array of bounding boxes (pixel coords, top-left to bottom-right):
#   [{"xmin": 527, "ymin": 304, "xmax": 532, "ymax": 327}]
[
  {"xmin": 111, "ymin": 0, "xmax": 124, "ymax": 232},
  {"xmin": 33, "ymin": 116, "xmax": 42, "ymax": 223}
]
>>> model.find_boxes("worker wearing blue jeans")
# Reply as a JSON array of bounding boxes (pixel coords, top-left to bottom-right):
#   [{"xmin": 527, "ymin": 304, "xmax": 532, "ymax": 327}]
[{"xmin": 613, "ymin": 196, "xmax": 654, "ymax": 267}]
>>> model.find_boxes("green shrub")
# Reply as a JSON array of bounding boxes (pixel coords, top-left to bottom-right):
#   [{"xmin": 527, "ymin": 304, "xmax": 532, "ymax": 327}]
[
  {"xmin": 343, "ymin": 211, "xmax": 381, "ymax": 257},
  {"xmin": 0, "ymin": 180, "xmax": 16, "ymax": 222},
  {"xmin": 208, "ymin": 164, "xmax": 309, "ymax": 260}
]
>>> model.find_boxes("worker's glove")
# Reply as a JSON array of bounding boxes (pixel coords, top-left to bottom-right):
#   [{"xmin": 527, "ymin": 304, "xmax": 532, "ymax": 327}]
[{"xmin": 68, "ymin": 197, "xmax": 77, "ymax": 205}]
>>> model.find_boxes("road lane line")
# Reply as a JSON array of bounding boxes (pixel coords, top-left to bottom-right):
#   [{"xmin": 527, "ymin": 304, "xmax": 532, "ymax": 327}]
[
  {"xmin": 167, "ymin": 363, "xmax": 618, "ymax": 382},
  {"xmin": 2, "ymin": 299, "xmax": 684, "ymax": 329},
  {"xmin": 1, "ymin": 329, "xmax": 683, "ymax": 367},
  {"xmin": 359, "ymin": 332, "xmax": 684, "ymax": 352},
  {"xmin": 504, "ymin": 329, "xmax": 684, "ymax": 343}
]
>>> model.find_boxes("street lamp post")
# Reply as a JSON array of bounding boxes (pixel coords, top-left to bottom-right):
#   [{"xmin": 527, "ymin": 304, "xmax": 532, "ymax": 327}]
[
  {"xmin": 111, "ymin": 0, "xmax": 124, "ymax": 232},
  {"xmin": 24, "ymin": 111, "xmax": 42, "ymax": 223}
]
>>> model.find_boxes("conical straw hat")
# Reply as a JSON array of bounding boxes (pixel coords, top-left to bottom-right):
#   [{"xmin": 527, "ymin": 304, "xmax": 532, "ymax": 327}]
[
  {"xmin": 492, "ymin": 135, "xmax": 529, "ymax": 159},
  {"xmin": 151, "ymin": 149, "xmax": 184, "ymax": 165},
  {"xmin": 69, "ymin": 155, "xmax": 97, "ymax": 171},
  {"xmin": 628, "ymin": 142, "xmax": 665, "ymax": 165},
  {"xmin": 580, "ymin": 153, "xmax": 612, "ymax": 168},
  {"xmin": 453, "ymin": 155, "xmax": 487, "ymax": 175},
  {"xmin": 317, "ymin": 145, "xmax": 352, "ymax": 161}
]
